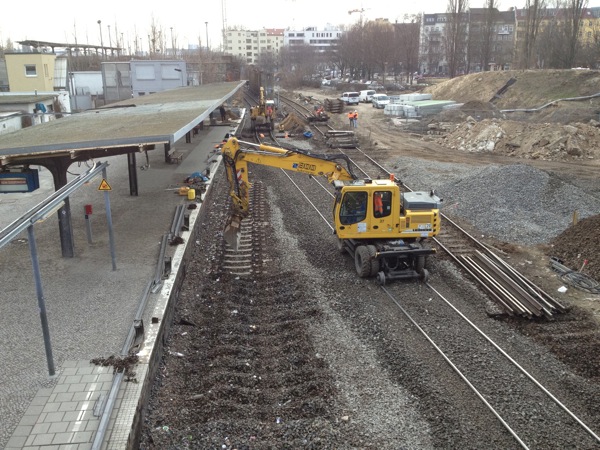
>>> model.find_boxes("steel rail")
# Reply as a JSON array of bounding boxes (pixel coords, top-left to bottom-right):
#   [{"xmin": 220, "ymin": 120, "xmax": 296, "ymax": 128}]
[
  {"xmin": 274, "ymin": 157, "xmax": 599, "ymax": 447},
  {"xmin": 381, "ymin": 285, "xmax": 529, "ymax": 449},
  {"xmin": 426, "ymin": 282, "xmax": 600, "ymax": 445}
]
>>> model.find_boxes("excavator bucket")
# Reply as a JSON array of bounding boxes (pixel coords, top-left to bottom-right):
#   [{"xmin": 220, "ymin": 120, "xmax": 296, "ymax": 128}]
[{"xmin": 223, "ymin": 214, "xmax": 243, "ymax": 250}]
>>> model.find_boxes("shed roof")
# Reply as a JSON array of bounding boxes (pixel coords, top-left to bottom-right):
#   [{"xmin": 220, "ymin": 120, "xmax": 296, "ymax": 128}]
[{"xmin": 0, "ymin": 95, "xmax": 57, "ymax": 105}]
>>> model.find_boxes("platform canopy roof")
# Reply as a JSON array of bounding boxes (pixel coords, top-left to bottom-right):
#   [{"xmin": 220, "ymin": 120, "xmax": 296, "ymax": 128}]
[{"xmin": 0, "ymin": 81, "xmax": 245, "ymax": 165}]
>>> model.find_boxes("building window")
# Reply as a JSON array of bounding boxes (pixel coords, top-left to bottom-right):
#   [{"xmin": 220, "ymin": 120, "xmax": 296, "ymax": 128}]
[{"xmin": 25, "ymin": 64, "xmax": 37, "ymax": 76}]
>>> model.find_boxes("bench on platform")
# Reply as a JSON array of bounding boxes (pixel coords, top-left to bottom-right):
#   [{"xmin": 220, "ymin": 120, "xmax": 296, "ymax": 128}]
[{"xmin": 169, "ymin": 151, "xmax": 183, "ymax": 164}]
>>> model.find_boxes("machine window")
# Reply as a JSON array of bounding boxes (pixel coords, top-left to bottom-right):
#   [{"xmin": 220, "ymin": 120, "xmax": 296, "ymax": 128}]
[
  {"xmin": 373, "ymin": 191, "xmax": 392, "ymax": 218},
  {"xmin": 340, "ymin": 191, "xmax": 367, "ymax": 225}
]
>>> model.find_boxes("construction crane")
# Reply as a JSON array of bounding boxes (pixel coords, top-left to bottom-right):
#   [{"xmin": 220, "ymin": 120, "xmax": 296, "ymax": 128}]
[{"xmin": 348, "ymin": 7, "xmax": 370, "ymax": 21}]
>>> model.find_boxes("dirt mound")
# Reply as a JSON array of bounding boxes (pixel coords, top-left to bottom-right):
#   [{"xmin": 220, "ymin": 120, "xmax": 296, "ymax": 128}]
[
  {"xmin": 548, "ymin": 214, "xmax": 600, "ymax": 282},
  {"xmin": 424, "ymin": 70, "xmax": 600, "ymax": 125},
  {"xmin": 436, "ymin": 118, "xmax": 600, "ymax": 161},
  {"xmin": 423, "ymin": 69, "xmax": 600, "ymax": 110}
]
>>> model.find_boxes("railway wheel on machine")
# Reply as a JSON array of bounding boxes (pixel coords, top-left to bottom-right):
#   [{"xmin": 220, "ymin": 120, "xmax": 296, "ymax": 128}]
[
  {"xmin": 367, "ymin": 245, "xmax": 379, "ymax": 277},
  {"xmin": 336, "ymin": 238, "xmax": 346, "ymax": 254},
  {"xmin": 414, "ymin": 255, "xmax": 425, "ymax": 273},
  {"xmin": 354, "ymin": 245, "xmax": 372, "ymax": 278}
]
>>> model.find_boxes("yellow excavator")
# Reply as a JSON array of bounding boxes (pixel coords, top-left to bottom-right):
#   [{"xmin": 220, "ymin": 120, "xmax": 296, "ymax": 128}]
[
  {"xmin": 221, "ymin": 137, "xmax": 442, "ymax": 283},
  {"xmin": 250, "ymin": 87, "xmax": 275, "ymax": 132}
]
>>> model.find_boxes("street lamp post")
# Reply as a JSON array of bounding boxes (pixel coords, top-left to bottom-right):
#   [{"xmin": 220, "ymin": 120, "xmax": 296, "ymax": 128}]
[
  {"xmin": 170, "ymin": 27, "xmax": 174, "ymax": 57},
  {"xmin": 108, "ymin": 25, "xmax": 112, "ymax": 57},
  {"xmin": 97, "ymin": 20, "xmax": 104, "ymax": 59},
  {"xmin": 205, "ymin": 22, "xmax": 209, "ymax": 51}
]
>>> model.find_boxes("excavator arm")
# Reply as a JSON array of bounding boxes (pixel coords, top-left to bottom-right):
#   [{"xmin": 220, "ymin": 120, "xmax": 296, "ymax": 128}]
[{"xmin": 221, "ymin": 137, "xmax": 357, "ymax": 249}]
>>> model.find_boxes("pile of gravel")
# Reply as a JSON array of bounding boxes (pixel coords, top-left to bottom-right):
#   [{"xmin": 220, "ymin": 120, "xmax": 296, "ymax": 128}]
[{"xmin": 393, "ymin": 159, "xmax": 599, "ymax": 245}]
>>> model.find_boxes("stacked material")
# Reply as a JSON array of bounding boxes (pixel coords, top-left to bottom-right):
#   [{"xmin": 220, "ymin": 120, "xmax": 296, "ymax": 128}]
[
  {"xmin": 325, "ymin": 130, "xmax": 358, "ymax": 148},
  {"xmin": 323, "ymin": 98, "xmax": 345, "ymax": 114},
  {"xmin": 385, "ymin": 100, "xmax": 456, "ymax": 117}
]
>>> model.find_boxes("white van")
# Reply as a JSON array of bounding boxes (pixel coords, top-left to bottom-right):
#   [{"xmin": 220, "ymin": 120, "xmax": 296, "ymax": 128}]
[
  {"xmin": 371, "ymin": 94, "xmax": 390, "ymax": 109},
  {"xmin": 340, "ymin": 92, "xmax": 360, "ymax": 105},
  {"xmin": 359, "ymin": 89, "xmax": 376, "ymax": 103}
]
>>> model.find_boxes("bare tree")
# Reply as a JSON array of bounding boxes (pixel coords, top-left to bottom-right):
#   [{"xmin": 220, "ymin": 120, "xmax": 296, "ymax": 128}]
[
  {"xmin": 563, "ymin": 0, "xmax": 589, "ymax": 67},
  {"xmin": 519, "ymin": 0, "xmax": 547, "ymax": 68},
  {"xmin": 535, "ymin": 0, "xmax": 567, "ymax": 67},
  {"xmin": 481, "ymin": 0, "xmax": 499, "ymax": 71},
  {"xmin": 364, "ymin": 20, "xmax": 396, "ymax": 79},
  {"xmin": 445, "ymin": 0, "xmax": 470, "ymax": 77},
  {"xmin": 394, "ymin": 16, "xmax": 421, "ymax": 83},
  {"xmin": 148, "ymin": 16, "xmax": 165, "ymax": 58}
]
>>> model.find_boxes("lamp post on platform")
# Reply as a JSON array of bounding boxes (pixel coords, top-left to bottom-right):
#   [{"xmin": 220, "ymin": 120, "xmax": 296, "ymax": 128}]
[
  {"xmin": 108, "ymin": 24, "xmax": 112, "ymax": 57},
  {"xmin": 205, "ymin": 22, "xmax": 209, "ymax": 51},
  {"xmin": 97, "ymin": 20, "xmax": 104, "ymax": 59}
]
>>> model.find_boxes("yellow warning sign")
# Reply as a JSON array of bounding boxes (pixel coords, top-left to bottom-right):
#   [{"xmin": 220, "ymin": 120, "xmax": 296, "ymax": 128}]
[{"xmin": 98, "ymin": 179, "xmax": 112, "ymax": 191}]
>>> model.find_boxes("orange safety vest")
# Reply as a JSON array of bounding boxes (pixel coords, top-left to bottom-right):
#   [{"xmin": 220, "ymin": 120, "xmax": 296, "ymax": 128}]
[
  {"xmin": 347, "ymin": 112, "xmax": 353, "ymax": 120},
  {"xmin": 374, "ymin": 194, "xmax": 383, "ymax": 214}
]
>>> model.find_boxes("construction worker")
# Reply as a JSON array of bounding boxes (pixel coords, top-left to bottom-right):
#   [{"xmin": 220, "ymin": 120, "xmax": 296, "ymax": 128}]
[
  {"xmin": 353, "ymin": 110, "xmax": 358, "ymax": 128},
  {"xmin": 348, "ymin": 110, "xmax": 354, "ymax": 127},
  {"xmin": 374, "ymin": 192, "xmax": 384, "ymax": 217}
]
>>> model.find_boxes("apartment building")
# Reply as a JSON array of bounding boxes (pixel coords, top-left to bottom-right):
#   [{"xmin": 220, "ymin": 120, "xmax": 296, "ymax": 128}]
[
  {"xmin": 419, "ymin": 13, "xmax": 450, "ymax": 75},
  {"xmin": 419, "ymin": 8, "xmax": 517, "ymax": 75},
  {"xmin": 224, "ymin": 28, "xmax": 284, "ymax": 64},
  {"xmin": 284, "ymin": 26, "xmax": 343, "ymax": 53}
]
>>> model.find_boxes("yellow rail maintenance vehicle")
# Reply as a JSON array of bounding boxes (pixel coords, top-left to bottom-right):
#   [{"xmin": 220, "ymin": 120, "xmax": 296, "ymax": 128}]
[
  {"xmin": 250, "ymin": 87, "xmax": 275, "ymax": 132},
  {"xmin": 221, "ymin": 137, "xmax": 441, "ymax": 284}
]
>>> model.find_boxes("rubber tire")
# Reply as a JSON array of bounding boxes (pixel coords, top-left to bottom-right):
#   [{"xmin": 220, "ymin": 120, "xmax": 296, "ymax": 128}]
[
  {"xmin": 415, "ymin": 255, "xmax": 425, "ymax": 273},
  {"xmin": 367, "ymin": 245, "xmax": 379, "ymax": 277},
  {"xmin": 355, "ymin": 246, "xmax": 371, "ymax": 278},
  {"xmin": 336, "ymin": 238, "xmax": 346, "ymax": 254}
]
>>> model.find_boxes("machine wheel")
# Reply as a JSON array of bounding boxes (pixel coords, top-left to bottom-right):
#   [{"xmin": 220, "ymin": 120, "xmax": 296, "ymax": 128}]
[
  {"xmin": 414, "ymin": 255, "xmax": 425, "ymax": 273},
  {"xmin": 377, "ymin": 271, "xmax": 386, "ymax": 286},
  {"xmin": 419, "ymin": 268, "xmax": 430, "ymax": 283},
  {"xmin": 336, "ymin": 238, "xmax": 346, "ymax": 254},
  {"xmin": 354, "ymin": 246, "xmax": 372, "ymax": 278},
  {"xmin": 367, "ymin": 245, "xmax": 379, "ymax": 277}
]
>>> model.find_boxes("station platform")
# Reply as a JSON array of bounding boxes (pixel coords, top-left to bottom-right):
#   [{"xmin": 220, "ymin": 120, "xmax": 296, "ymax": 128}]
[{"xmin": 1, "ymin": 117, "xmax": 241, "ymax": 449}]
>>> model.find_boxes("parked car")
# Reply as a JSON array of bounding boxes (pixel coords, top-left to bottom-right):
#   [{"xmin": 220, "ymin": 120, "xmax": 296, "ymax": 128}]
[
  {"xmin": 358, "ymin": 89, "xmax": 376, "ymax": 103},
  {"xmin": 340, "ymin": 91, "xmax": 360, "ymax": 105},
  {"xmin": 371, "ymin": 94, "xmax": 390, "ymax": 109}
]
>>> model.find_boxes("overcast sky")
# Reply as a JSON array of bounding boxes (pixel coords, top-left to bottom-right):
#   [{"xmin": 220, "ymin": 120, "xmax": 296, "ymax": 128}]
[{"xmin": 1, "ymin": 0, "xmax": 532, "ymax": 52}]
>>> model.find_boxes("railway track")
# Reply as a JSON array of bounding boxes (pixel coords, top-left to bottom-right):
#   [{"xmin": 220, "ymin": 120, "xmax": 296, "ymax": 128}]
[
  {"xmin": 140, "ymin": 94, "xmax": 600, "ymax": 448},
  {"xmin": 213, "ymin": 137, "xmax": 600, "ymax": 448},
  {"xmin": 274, "ymin": 94, "xmax": 567, "ymax": 318}
]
